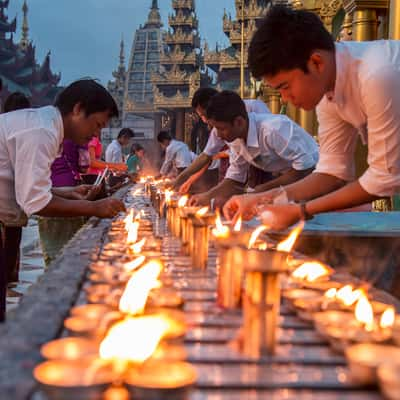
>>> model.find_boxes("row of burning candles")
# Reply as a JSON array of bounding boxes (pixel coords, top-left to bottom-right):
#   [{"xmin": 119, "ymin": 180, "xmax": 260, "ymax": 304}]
[
  {"xmin": 147, "ymin": 178, "xmax": 400, "ymax": 400},
  {"xmin": 33, "ymin": 189, "xmax": 199, "ymax": 400},
  {"xmin": 33, "ymin": 177, "xmax": 400, "ymax": 400}
]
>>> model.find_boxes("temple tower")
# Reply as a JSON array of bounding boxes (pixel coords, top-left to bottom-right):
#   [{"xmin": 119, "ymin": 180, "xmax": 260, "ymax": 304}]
[
  {"xmin": 107, "ymin": 37, "xmax": 127, "ymax": 128},
  {"xmin": 0, "ymin": 0, "xmax": 60, "ymax": 107},
  {"xmin": 152, "ymin": 0, "xmax": 203, "ymax": 142},
  {"xmin": 204, "ymin": 0, "xmax": 269, "ymax": 98}
]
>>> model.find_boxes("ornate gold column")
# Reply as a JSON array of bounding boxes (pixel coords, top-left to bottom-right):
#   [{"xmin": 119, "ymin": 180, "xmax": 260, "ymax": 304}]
[
  {"xmin": 389, "ymin": 0, "xmax": 400, "ymax": 38},
  {"xmin": 286, "ymin": 103, "xmax": 299, "ymax": 124},
  {"xmin": 298, "ymin": 109, "xmax": 317, "ymax": 136},
  {"xmin": 343, "ymin": 0, "xmax": 388, "ymax": 41},
  {"xmin": 175, "ymin": 109, "xmax": 185, "ymax": 142},
  {"xmin": 263, "ymin": 87, "xmax": 281, "ymax": 114}
]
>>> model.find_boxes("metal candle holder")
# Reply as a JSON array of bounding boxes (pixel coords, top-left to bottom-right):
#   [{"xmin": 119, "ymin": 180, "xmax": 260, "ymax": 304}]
[
  {"xmin": 216, "ymin": 245, "xmax": 243, "ymax": 309},
  {"xmin": 236, "ymin": 247, "xmax": 290, "ymax": 356},
  {"xmin": 191, "ymin": 217, "xmax": 210, "ymax": 270}
]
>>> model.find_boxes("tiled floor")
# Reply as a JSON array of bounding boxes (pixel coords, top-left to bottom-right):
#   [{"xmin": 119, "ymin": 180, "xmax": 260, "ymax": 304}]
[{"xmin": 6, "ymin": 220, "xmax": 45, "ymax": 313}]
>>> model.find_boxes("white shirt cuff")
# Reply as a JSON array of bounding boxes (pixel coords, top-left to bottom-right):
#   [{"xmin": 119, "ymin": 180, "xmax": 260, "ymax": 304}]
[
  {"xmin": 23, "ymin": 192, "xmax": 53, "ymax": 217},
  {"xmin": 359, "ymin": 167, "xmax": 400, "ymax": 197}
]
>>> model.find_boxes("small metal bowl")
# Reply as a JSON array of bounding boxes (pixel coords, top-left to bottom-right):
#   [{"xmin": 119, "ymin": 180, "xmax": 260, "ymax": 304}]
[
  {"xmin": 378, "ymin": 363, "xmax": 400, "ymax": 400},
  {"xmin": 41, "ymin": 337, "xmax": 99, "ymax": 361},
  {"xmin": 34, "ymin": 359, "xmax": 116, "ymax": 400},
  {"xmin": 125, "ymin": 361, "xmax": 197, "ymax": 400},
  {"xmin": 346, "ymin": 344, "xmax": 400, "ymax": 385}
]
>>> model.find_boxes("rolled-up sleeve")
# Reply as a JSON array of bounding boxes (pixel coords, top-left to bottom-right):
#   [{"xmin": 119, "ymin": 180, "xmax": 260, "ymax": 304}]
[
  {"xmin": 160, "ymin": 145, "xmax": 175, "ymax": 175},
  {"xmin": 266, "ymin": 117, "xmax": 319, "ymax": 171},
  {"xmin": 315, "ymin": 102, "xmax": 358, "ymax": 181},
  {"xmin": 358, "ymin": 67, "xmax": 400, "ymax": 196},
  {"xmin": 203, "ymin": 129, "xmax": 225, "ymax": 156},
  {"xmin": 225, "ymin": 151, "xmax": 248, "ymax": 183},
  {"xmin": 14, "ymin": 129, "xmax": 56, "ymax": 216}
]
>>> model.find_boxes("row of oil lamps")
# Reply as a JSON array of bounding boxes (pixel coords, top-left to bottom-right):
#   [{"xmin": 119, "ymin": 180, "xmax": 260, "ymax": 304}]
[
  {"xmin": 33, "ymin": 186, "xmax": 198, "ymax": 400},
  {"xmin": 32, "ymin": 176, "xmax": 400, "ymax": 400},
  {"xmin": 147, "ymin": 177, "xmax": 400, "ymax": 400}
]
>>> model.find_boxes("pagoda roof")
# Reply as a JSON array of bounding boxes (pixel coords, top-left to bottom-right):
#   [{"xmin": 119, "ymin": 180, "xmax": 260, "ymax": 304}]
[
  {"xmin": 0, "ymin": 73, "xmax": 31, "ymax": 96},
  {"xmin": 0, "ymin": 16, "xmax": 16, "ymax": 33}
]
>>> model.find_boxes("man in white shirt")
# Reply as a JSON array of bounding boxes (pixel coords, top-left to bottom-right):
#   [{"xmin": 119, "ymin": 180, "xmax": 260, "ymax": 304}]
[
  {"xmin": 189, "ymin": 91, "xmax": 319, "ymax": 207},
  {"xmin": 173, "ymin": 87, "xmax": 270, "ymax": 190},
  {"xmin": 157, "ymin": 131, "xmax": 193, "ymax": 177},
  {"xmin": 224, "ymin": 6, "xmax": 400, "ymax": 228},
  {"xmin": 105, "ymin": 128, "xmax": 134, "ymax": 163},
  {"xmin": 0, "ymin": 79, "xmax": 126, "ymax": 322}
]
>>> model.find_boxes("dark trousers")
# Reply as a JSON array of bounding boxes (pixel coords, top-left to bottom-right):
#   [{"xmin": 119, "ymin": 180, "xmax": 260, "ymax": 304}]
[
  {"xmin": 4, "ymin": 227, "xmax": 22, "ymax": 283},
  {"xmin": 0, "ymin": 226, "xmax": 23, "ymax": 322}
]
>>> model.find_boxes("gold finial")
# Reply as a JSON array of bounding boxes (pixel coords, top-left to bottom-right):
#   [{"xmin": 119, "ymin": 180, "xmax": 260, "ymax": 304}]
[
  {"xmin": 119, "ymin": 35, "xmax": 125, "ymax": 69},
  {"xmin": 20, "ymin": 0, "xmax": 29, "ymax": 51}
]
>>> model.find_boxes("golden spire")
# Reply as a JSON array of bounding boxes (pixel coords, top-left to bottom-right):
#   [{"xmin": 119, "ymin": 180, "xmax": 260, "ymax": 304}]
[
  {"xmin": 145, "ymin": 0, "xmax": 163, "ymax": 28},
  {"xmin": 20, "ymin": 0, "xmax": 29, "ymax": 51},
  {"xmin": 119, "ymin": 35, "xmax": 125, "ymax": 70}
]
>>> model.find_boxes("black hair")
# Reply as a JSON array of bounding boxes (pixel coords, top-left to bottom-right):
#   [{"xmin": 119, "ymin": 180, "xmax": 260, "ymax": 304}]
[
  {"xmin": 118, "ymin": 128, "xmax": 134, "ymax": 139},
  {"xmin": 54, "ymin": 79, "xmax": 119, "ymax": 118},
  {"xmin": 157, "ymin": 130, "xmax": 172, "ymax": 143},
  {"xmin": 3, "ymin": 92, "xmax": 31, "ymax": 112},
  {"xmin": 131, "ymin": 143, "xmax": 144, "ymax": 153},
  {"xmin": 191, "ymin": 87, "xmax": 218, "ymax": 109},
  {"xmin": 206, "ymin": 91, "xmax": 248, "ymax": 123},
  {"xmin": 248, "ymin": 5, "xmax": 335, "ymax": 79}
]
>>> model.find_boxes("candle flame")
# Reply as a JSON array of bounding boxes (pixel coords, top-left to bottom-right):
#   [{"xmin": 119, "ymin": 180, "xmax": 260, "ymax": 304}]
[
  {"xmin": 178, "ymin": 195, "xmax": 189, "ymax": 208},
  {"xmin": 99, "ymin": 316, "xmax": 170, "ymax": 364},
  {"xmin": 335, "ymin": 285, "xmax": 363, "ymax": 307},
  {"xmin": 124, "ymin": 209, "xmax": 135, "ymax": 231},
  {"xmin": 130, "ymin": 238, "xmax": 146, "ymax": 254},
  {"xmin": 119, "ymin": 260, "xmax": 163, "ymax": 315},
  {"xmin": 127, "ymin": 221, "xmax": 140, "ymax": 244},
  {"xmin": 324, "ymin": 288, "xmax": 337, "ymax": 299},
  {"xmin": 123, "ymin": 256, "xmax": 146, "ymax": 273},
  {"xmin": 164, "ymin": 190, "xmax": 173, "ymax": 205},
  {"xmin": 196, "ymin": 206, "xmax": 209, "ymax": 217},
  {"xmin": 355, "ymin": 293, "xmax": 374, "ymax": 331},
  {"xmin": 248, "ymin": 225, "xmax": 268, "ymax": 249},
  {"xmin": 211, "ymin": 210, "xmax": 230, "ymax": 238},
  {"xmin": 276, "ymin": 221, "xmax": 305, "ymax": 252},
  {"xmin": 233, "ymin": 216, "xmax": 242, "ymax": 232},
  {"xmin": 291, "ymin": 261, "xmax": 332, "ymax": 282},
  {"xmin": 380, "ymin": 307, "xmax": 395, "ymax": 329}
]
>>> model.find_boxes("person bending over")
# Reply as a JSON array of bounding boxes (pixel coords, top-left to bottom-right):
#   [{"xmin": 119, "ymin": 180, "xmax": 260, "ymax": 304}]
[
  {"xmin": 224, "ymin": 6, "xmax": 400, "ymax": 229},
  {"xmin": 158, "ymin": 131, "xmax": 193, "ymax": 178},
  {"xmin": 189, "ymin": 91, "xmax": 318, "ymax": 208},
  {"xmin": 173, "ymin": 87, "xmax": 270, "ymax": 191}
]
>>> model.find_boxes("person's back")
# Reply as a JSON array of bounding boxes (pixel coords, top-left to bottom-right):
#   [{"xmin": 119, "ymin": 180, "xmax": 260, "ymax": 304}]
[
  {"xmin": 0, "ymin": 106, "xmax": 63, "ymax": 226},
  {"xmin": 166, "ymin": 139, "xmax": 193, "ymax": 170}
]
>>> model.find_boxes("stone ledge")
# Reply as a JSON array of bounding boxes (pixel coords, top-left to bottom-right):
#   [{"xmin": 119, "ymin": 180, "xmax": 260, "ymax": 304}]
[{"xmin": 0, "ymin": 186, "xmax": 130, "ymax": 400}]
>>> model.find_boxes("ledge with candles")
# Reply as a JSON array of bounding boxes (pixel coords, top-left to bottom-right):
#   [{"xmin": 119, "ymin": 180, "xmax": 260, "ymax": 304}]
[{"xmin": 2, "ymin": 178, "xmax": 400, "ymax": 399}]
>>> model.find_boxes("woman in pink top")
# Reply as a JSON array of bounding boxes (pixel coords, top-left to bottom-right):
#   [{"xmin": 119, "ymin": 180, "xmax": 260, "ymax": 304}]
[{"xmin": 87, "ymin": 133, "xmax": 126, "ymax": 173}]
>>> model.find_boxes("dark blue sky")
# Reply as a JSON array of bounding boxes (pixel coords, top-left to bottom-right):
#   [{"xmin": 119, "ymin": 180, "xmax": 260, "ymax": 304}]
[{"xmin": 7, "ymin": 0, "xmax": 236, "ymax": 86}]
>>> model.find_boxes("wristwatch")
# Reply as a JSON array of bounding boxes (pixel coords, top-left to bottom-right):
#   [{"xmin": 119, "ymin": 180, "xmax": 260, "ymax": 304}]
[{"xmin": 299, "ymin": 201, "xmax": 313, "ymax": 221}]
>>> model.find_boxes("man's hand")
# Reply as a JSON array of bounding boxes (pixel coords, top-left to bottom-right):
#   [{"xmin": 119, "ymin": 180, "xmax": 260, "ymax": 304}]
[
  {"xmin": 179, "ymin": 179, "xmax": 192, "ymax": 194},
  {"xmin": 223, "ymin": 187, "xmax": 287, "ymax": 222},
  {"xmin": 71, "ymin": 185, "xmax": 102, "ymax": 201},
  {"xmin": 259, "ymin": 204, "xmax": 301, "ymax": 231},
  {"xmin": 188, "ymin": 193, "xmax": 210, "ymax": 207},
  {"xmin": 92, "ymin": 198, "xmax": 126, "ymax": 218},
  {"xmin": 223, "ymin": 193, "xmax": 260, "ymax": 222}
]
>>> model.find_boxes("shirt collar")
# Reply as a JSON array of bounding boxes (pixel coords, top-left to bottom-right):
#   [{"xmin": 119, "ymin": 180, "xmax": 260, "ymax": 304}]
[
  {"xmin": 325, "ymin": 42, "xmax": 350, "ymax": 107},
  {"xmin": 246, "ymin": 113, "xmax": 259, "ymax": 148}
]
